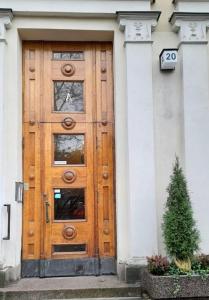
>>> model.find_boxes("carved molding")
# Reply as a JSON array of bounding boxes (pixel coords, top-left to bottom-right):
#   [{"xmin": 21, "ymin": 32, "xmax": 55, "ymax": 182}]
[
  {"xmin": 62, "ymin": 225, "xmax": 77, "ymax": 240},
  {"xmin": 61, "ymin": 63, "xmax": 75, "ymax": 77},
  {"xmin": 62, "ymin": 170, "xmax": 77, "ymax": 183},
  {"xmin": 118, "ymin": 11, "xmax": 161, "ymax": 43},
  {"xmin": 170, "ymin": 12, "xmax": 209, "ymax": 43},
  {"xmin": 61, "ymin": 117, "xmax": 76, "ymax": 130},
  {"xmin": 0, "ymin": 9, "xmax": 13, "ymax": 42}
]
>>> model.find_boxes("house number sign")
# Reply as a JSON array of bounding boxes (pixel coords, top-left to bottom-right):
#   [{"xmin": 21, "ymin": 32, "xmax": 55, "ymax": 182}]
[{"xmin": 160, "ymin": 49, "xmax": 178, "ymax": 71}]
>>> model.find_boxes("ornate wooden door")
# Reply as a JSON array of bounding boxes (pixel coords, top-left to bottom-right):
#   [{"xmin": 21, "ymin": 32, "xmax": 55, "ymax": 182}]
[{"xmin": 22, "ymin": 42, "xmax": 115, "ymax": 277}]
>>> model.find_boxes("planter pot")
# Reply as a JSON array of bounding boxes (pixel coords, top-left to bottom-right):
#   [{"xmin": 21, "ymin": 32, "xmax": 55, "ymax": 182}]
[{"xmin": 142, "ymin": 268, "xmax": 209, "ymax": 299}]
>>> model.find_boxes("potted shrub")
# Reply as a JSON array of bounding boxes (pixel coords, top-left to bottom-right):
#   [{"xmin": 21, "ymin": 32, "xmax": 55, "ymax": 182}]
[
  {"xmin": 162, "ymin": 157, "xmax": 199, "ymax": 271},
  {"xmin": 142, "ymin": 158, "xmax": 209, "ymax": 299}
]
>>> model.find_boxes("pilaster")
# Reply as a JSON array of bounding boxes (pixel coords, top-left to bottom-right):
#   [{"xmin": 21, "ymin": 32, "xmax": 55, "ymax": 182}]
[
  {"xmin": 0, "ymin": 9, "xmax": 13, "ymax": 277},
  {"xmin": 117, "ymin": 11, "xmax": 160, "ymax": 276},
  {"xmin": 170, "ymin": 12, "xmax": 209, "ymax": 253}
]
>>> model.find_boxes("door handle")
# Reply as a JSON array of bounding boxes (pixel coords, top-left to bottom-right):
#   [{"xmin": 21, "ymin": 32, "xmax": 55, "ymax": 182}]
[
  {"xmin": 3, "ymin": 204, "xmax": 11, "ymax": 240},
  {"xmin": 43, "ymin": 193, "xmax": 50, "ymax": 224},
  {"xmin": 45, "ymin": 201, "xmax": 50, "ymax": 223}
]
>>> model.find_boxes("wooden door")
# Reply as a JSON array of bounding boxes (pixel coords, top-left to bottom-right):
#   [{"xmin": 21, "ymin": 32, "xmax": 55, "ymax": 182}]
[{"xmin": 22, "ymin": 42, "xmax": 115, "ymax": 277}]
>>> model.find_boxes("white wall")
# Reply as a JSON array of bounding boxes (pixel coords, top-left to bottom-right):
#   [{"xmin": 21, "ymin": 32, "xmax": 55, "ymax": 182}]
[
  {"xmin": 152, "ymin": 0, "xmax": 209, "ymax": 256},
  {"xmin": 0, "ymin": 0, "xmax": 150, "ymax": 16},
  {"xmin": 1, "ymin": 24, "xmax": 23, "ymax": 268},
  {"xmin": 152, "ymin": 31, "xmax": 184, "ymax": 255}
]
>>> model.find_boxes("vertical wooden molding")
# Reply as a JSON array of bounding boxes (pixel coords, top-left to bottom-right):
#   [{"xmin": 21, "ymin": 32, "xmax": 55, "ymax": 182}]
[
  {"xmin": 96, "ymin": 43, "xmax": 115, "ymax": 257},
  {"xmin": 23, "ymin": 43, "xmax": 42, "ymax": 260}
]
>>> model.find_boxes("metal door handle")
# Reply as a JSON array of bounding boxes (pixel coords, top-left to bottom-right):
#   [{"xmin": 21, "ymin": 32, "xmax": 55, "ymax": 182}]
[
  {"xmin": 45, "ymin": 201, "xmax": 50, "ymax": 223},
  {"xmin": 3, "ymin": 204, "xmax": 11, "ymax": 240},
  {"xmin": 43, "ymin": 193, "xmax": 50, "ymax": 224}
]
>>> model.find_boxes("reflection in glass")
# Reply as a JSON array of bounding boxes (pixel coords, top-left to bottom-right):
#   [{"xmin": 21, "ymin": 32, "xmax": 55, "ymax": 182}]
[
  {"xmin": 54, "ymin": 188, "xmax": 85, "ymax": 220},
  {"xmin": 53, "ymin": 244, "xmax": 86, "ymax": 252},
  {"xmin": 53, "ymin": 52, "xmax": 84, "ymax": 60},
  {"xmin": 54, "ymin": 81, "xmax": 84, "ymax": 112},
  {"xmin": 54, "ymin": 134, "xmax": 84, "ymax": 165}
]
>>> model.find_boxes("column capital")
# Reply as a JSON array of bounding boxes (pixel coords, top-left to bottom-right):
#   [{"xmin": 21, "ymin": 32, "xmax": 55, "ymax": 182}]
[
  {"xmin": 117, "ymin": 11, "xmax": 161, "ymax": 43},
  {"xmin": 0, "ymin": 9, "xmax": 13, "ymax": 42},
  {"xmin": 170, "ymin": 12, "xmax": 209, "ymax": 44}
]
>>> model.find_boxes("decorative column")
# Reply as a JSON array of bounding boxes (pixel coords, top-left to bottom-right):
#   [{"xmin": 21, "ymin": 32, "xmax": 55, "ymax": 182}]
[
  {"xmin": 118, "ymin": 11, "xmax": 160, "ymax": 264},
  {"xmin": 0, "ymin": 9, "xmax": 13, "ymax": 266},
  {"xmin": 170, "ymin": 12, "xmax": 209, "ymax": 253}
]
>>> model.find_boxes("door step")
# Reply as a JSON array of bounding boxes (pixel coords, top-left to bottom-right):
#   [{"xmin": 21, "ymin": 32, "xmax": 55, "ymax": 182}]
[
  {"xmin": 49, "ymin": 298, "xmax": 142, "ymax": 300},
  {"xmin": 0, "ymin": 276, "xmax": 142, "ymax": 300}
]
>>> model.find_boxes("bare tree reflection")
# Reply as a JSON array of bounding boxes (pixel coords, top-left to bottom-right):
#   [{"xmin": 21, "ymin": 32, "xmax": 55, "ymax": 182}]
[
  {"xmin": 54, "ymin": 81, "xmax": 84, "ymax": 112},
  {"xmin": 54, "ymin": 134, "xmax": 84, "ymax": 164},
  {"xmin": 53, "ymin": 52, "xmax": 84, "ymax": 60}
]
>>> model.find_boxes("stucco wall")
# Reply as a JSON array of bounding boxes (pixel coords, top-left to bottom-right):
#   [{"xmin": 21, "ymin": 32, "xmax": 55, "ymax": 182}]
[
  {"xmin": 152, "ymin": 0, "xmax": 184, "ymax": 255},
  {"xmin": 152, "ymin": 0, "xmax": 209, "ymax": 255}
]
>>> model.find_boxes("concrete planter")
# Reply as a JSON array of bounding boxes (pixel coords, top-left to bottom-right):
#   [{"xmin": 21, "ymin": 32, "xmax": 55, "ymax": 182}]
[{"xmin": 142, "ymin": 268, "xmax": 209, "ymax": 299}]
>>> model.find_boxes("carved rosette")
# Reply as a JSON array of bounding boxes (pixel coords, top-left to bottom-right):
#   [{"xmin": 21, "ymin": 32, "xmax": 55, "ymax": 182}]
[
  {"xmin": 101, "ymin": 66, "xmax": 106, "ymax": 73},
  {"xmin": 29, "ymin": 66, "xmax": 35, "ymax": 72},
  {"xmin": 103, "ymin": 172, "xmax": 109, "ymax": 179},
  {"xmin": 103, "ymin": 228, "xmax": 109, "ymax": 235},
  {"xmin": 62, "ymin": 170, "xmax": 77, "ymax": 183},
  {"xmin": 28, "ymin": 230, "xmax": 34, "ymax": 237},
  {"xmin": 61, "ymin": 63, "xmax": 75, "ymax": 76},
  {"xmin": 61, "ymin": 117, "xmax": 76, "ymax": 130},
  {"xmin": 62, "ymin": 225, "xmax": 77, "ymax": 240}
]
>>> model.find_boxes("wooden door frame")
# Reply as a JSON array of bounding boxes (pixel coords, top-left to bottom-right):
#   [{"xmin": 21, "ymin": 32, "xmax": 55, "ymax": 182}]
[{"xmin": 21, "ymin": 41, "xmax": 116, "ymax": 277}]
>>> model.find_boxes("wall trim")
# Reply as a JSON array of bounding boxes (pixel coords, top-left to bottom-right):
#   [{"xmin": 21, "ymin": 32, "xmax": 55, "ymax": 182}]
[
  {"xmin": 173, "ymin": 0, "xmax": 209, "ymax": 4},
  {"xmin": 0, "ymin": 1, "xmax": 153, "ymax": 19},
  {"xmin": 169, "ymin": 12, "xmax": 209, "ymax": 24}
]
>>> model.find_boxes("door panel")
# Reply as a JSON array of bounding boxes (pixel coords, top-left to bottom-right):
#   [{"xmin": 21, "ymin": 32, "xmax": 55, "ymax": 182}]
[
  {"xmin": 43, "ymin": 123, "xmax": 95, "ymax": 260},
  {"xmin": 22, "ymin": 42, "xmax": 115, "ymax": 277},
  {"xmin": 42, "ymin": 43, "xmax": 94, "ymax": 123}
]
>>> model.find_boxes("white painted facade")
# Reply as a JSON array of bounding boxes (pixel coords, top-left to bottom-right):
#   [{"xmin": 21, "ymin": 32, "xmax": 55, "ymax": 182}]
[{"xmin": 1, "ymin": 0, "xmax": 209, "ymax": 281}]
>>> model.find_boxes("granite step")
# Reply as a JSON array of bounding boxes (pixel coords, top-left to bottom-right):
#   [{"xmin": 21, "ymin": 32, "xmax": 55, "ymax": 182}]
[{"xmin": 0, "ymin": 276, "xmax": 142, "ymax": 300}]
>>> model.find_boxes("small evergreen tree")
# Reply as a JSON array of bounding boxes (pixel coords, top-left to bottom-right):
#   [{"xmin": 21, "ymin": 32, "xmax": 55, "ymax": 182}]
[{"xmin": 162, "ymin": 157, "xmax": 200, "ymax": 264}]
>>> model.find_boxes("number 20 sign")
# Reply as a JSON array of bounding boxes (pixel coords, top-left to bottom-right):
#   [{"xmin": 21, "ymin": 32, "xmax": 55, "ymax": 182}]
[{"xmin": 160, "ymin": 49, "xmax": 178, "ymax": 70}]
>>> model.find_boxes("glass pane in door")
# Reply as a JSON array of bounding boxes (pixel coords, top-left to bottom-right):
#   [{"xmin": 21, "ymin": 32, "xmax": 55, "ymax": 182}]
[
  {"xmin": 54, "ymin": 81, "xmax": 84, "ymax": 112},
  {"xmin": 54, "ymin": 188, "xmax": 85, "ymax": 220},
  {"xmin": 54, "ymin": 134, "xmax": 85, "ymax": 165}
]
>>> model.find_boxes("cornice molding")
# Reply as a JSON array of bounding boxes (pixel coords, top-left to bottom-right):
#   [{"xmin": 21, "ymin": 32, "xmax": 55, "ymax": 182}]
[
  {"xmin": 0, "ymin": 1, "xmax": 154, "ymax": 18},
  {"xmin": 117, "ymin": 11, "xmax": 161, "ymax": 43},
  {"xmin": 173, "ymin": 0, "xmax": 209, "ymax": 4},
  {"xmin": 117, "ymin": 11, "xmax": 161, "ymax": 20},
  {"xmin": 170, "ymin": 12, "xmax": 209, "ymax": 27}
]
